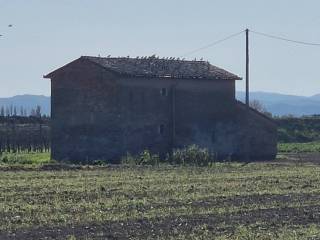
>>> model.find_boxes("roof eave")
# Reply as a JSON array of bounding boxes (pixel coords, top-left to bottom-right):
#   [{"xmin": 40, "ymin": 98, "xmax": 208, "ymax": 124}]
[
  {"xmin": 43, "ymin": 73, "xmax": 52, "ymax": 79},
  {"xmin": 43, "ymin": 57, "xmax": 84, "ymax": 80}
]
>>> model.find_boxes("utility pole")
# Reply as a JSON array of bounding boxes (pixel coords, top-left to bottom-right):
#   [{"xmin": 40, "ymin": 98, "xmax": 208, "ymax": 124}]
[
  {"xmin": 246, "ymin": 28, "xmax": 249, "ymax": 106},
  {"xmin": 245, "ymin": 28, "xmax": 250, "ymax": 161}
]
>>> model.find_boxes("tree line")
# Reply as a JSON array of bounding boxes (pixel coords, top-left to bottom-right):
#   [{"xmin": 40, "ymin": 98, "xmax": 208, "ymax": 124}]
[
  {"xmin": 0, "ymin": 105, "xmax": 48, "ymax": 117},
  {"xmin": 0, "ymin": 115, "xmax": 50, "ymax": 154},
  {"xmin": 276, "ymin": 115, "xmax": 320, "ymax": 143}
]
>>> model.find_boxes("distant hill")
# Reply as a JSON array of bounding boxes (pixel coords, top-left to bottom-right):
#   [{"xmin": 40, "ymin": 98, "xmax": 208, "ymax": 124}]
[
  {"xmin": 0, "ymin": 95, "xmax": 50, "ymax": 116},
  {"xmin": 311, "ymin": 94, "xmax": 320, "ymax": 101},
  {"xmin": 236, "ymin": 91, "xmax": 320, "ymax": 116},
  {"xmin": 0, "ymin": 92, "xmax": 319, "ymax": 117}
]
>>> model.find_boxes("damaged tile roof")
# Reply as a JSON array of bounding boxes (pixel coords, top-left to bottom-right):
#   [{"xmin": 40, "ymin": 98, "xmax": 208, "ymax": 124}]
[{"xmin": 83, "ymin": 56, "xmax": 242, "ymax": 81}]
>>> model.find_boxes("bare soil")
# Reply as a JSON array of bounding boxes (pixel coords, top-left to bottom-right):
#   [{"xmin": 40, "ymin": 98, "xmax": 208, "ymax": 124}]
[{"xmin": 2, "ymin": 193, "xmax": 320, "ymax": 240}]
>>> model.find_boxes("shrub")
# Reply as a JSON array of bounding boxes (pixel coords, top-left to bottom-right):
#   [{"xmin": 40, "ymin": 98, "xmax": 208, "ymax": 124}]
[
  {"xmin": 138, "ymin": 150, "xmax": 160, "ymax": 165},
  {"xmin": 121, "ymin": 150, "xmax": 160, "ymax": 166},
  {"xmin": 170, "ymin": 145, "xmax": 214, "ymax": 166},
  {"xmin": 92, "ymin": 160, "xmax": 107, "ymax": 166},
  {"xmin": 121, "ymin": 146, "xmax": 215, "ymax": 166},
  {"xmin": 0, "ymin": 156, "xmax": 8, "ymax": 164}
]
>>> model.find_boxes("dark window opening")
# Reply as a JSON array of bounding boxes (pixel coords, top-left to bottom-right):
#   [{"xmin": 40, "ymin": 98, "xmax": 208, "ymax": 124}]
[
  {"xmin": 159, "ymin": 124, "xmax": 165, "ymax": 135},
  {"xmin": 160, "ymin": 88, "xmax": 167, "ymax": 97}
]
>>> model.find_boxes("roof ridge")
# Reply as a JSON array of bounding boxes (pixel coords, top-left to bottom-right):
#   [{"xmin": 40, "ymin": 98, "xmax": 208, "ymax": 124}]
[
  {"xmin": 46, "ymin": 56, "xmax": 242, "ymax": 81},
  {"xmin": 82, "ymin": 55, "xmax": 210, "ymax": 64}
]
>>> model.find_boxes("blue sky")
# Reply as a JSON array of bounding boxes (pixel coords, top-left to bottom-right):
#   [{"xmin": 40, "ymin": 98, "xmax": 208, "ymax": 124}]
[{"xmin": 0, "ymin": 0, "xmax": 320, "ymax": 97}]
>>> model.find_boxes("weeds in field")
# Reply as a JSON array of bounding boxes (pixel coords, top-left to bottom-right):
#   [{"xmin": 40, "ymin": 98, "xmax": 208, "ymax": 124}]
[
  {"xmin": 138, "ymin": 150, "xmax": 160, "ymax": 165},
  {"xmin": 170, "ymin": 145, "xmax": 215, "ymax": 166},
  {"xmin": 121, "ymin": 150, "xmax": 160, "ymax": 165},
  {"xmin": 2, "ymin": 142, "xmax": 319, "ymax": 167},
  {"xmin": 121, "ymin": 145, "xmax": 216, "ymax": 166}
]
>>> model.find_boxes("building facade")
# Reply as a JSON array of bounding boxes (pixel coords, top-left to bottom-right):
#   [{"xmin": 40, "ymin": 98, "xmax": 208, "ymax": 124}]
[{"xmin": 45, "ymin": 56, "xmax": 277, "ymax": 162}]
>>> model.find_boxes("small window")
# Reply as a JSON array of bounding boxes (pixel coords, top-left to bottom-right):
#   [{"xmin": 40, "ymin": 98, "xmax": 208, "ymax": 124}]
[
  {"xmin": 160, "ymin": 88, "xmax": 167, "ymax": 97},
  {"xmin": 159, "ymin": 124, "xmax": 165, "ymax": 135}
]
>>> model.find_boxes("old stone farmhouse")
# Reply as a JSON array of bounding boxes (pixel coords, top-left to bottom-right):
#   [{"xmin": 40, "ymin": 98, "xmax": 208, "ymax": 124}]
[{"xmin": 44, "ymin": 56, "xmax": 277, "ymax": 162}]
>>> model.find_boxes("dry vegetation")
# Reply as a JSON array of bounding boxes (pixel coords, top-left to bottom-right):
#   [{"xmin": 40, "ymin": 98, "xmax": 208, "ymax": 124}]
[{"xmin": 1, "ymin": 156, "xmax": 320, "ymax": 239}]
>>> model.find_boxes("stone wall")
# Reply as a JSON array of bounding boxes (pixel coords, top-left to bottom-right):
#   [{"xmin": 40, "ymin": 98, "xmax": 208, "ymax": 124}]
[
  {"xmin": 172, "ymin": 83, "xmax": 277, "ymax": 160},
  {"xmin": 50, "ymin": 58, "xmax": 276, "ymax": 162},
  {"xmin": 51, "ymin": 59, "xmax": 121, "ymax": 161}
]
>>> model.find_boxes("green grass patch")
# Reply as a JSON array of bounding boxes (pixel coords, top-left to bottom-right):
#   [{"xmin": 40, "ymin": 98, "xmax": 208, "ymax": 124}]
[
  {"xmin": 278, "ymin": 141, "xmax": 320, "ymax": 153},
  {"xmin": 0, "ymin": 152, "xmax": 51, "ymax": 165}
]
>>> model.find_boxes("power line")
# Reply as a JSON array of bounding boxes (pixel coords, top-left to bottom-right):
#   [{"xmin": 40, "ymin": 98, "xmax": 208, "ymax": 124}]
[
  {"xmin": 180, "ymin": 29, "xmax": 320, "ymax": 59},
  {"xmin": 180, "ymin": 30, "xmax": 245, "ymax": 57},
  {"xmin": 251, "ymin": 30, "xmax": 320, "ymax": 46}
]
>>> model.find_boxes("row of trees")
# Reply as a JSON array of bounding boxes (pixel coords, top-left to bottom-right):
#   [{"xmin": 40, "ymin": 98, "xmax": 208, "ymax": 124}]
[
  {"xmin": 276, "ymin": 115, "xmax": 320, "ymax": 143},
  {"xmin": 0, "ymin": 116, "xmax": 50, "ymax": 154},
  {"xmin": 0, "ymin": 105, "xmax": 45, "ymax": 117}
]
